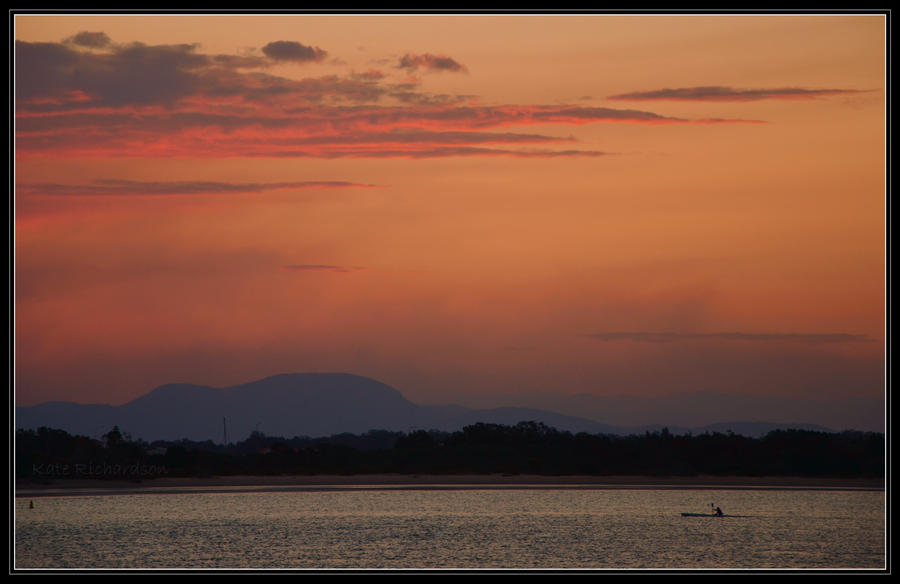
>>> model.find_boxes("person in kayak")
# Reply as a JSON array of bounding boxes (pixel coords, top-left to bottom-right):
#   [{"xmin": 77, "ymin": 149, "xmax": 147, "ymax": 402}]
[{"xmin": 714, "ymin": 506, "xmax": 723, "ymax": 516}]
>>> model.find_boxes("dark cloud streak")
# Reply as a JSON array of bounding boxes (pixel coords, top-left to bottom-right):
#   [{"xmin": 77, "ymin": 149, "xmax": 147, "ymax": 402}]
[
  {"xmin": 589, "ymin": 332, "xmax": 877, "ymax": 344},
  {"xmin": 261, "ymin": 129, "xmax": 575, "ymax": 146},
  {"xmin": 283, "ymin": 264, "xmax": 367, "ymax": 273},
  {"xmin": 608, "ymin": 86, "xmax": 867, "ymax": 102},
  {"xmin": 250, "ymin": 146, "xmax": 609, "ymax": 159},
  {"xmin": 17, "ymin": 179, "xmax": 379, "ymax": 197}
]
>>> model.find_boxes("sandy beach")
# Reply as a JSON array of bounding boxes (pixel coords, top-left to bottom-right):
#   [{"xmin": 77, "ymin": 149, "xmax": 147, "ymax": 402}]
[{"xmin": 15, "ymin": 474, "xmax": 885, "ymax": 498}]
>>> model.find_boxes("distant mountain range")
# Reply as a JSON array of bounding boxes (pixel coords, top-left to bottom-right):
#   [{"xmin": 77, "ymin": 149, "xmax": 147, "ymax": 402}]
[{"xmin": 14, "ymin": 373, "xmax": 864, "ymax": 443}]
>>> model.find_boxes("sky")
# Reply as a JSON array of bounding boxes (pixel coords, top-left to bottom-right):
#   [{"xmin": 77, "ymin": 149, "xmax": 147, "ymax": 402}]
[{"xmin": 13, "ymin": 13, "xmax": 886, "ymax": 422}]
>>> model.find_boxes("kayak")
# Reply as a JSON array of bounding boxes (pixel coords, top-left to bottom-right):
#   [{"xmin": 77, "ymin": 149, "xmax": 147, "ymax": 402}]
[{"xmin": 681, "ymin": 512, "xmax": 747, "ymax": 517}]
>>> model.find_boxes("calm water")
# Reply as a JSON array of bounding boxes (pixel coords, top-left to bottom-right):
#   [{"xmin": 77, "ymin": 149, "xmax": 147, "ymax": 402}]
[{"xmin": 15, "ymin": 487, "xmax": 885, "ymax": 570}]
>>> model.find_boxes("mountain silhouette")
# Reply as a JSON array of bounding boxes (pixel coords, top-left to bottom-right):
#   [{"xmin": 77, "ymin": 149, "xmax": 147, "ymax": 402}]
[{"xmin": 15, "ymin": 373, "xmax": 836, "ymax": 442}]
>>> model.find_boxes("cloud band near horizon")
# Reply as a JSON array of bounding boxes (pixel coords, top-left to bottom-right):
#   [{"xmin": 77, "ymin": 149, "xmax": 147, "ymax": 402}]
[{"xmin": 589, "ymin": 332, "xmax": 877, "ymax": 344}]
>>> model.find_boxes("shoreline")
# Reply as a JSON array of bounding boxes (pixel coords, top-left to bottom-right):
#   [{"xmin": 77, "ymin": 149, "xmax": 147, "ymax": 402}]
[{"xmin": 15, "ymin": 474, "xmax": 885, "ymax": 498}]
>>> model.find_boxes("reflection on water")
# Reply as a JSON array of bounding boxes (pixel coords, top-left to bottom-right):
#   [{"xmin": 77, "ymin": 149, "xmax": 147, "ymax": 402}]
[{"xmin": 15, "ymin": 488, "xmax": 884, "ymax": 569}]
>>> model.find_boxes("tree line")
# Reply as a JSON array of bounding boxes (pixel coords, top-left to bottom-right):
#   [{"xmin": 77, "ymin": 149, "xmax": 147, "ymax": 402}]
[{"xmin": 16, "ymin": 421, "xmax": 884, "ymax": 481}]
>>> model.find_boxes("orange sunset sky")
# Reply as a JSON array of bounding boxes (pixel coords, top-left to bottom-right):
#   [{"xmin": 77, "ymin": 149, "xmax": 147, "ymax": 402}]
[{"xmin": 12, "ymin": 13, "xmax": 887, "ymax": 424}]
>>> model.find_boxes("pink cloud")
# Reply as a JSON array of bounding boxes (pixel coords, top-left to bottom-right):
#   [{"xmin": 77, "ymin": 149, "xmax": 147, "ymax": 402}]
[{"xmin": 14, "ymin": 35, "xmax": 763, "ymax": 161}]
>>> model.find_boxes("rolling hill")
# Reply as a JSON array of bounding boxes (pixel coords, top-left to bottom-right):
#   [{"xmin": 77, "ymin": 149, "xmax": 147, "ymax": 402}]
[{"xmin": 15, "ymin": 373, "xmax": 838, "ymax": 442}]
